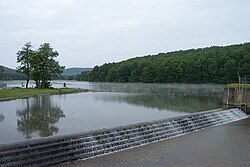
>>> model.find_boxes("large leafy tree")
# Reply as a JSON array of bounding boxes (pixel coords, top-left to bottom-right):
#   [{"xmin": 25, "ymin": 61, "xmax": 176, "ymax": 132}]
[
  {"xmin": 30, "ymin": 43, "xmax": 64, "ymax": 88},
  {"xmin": 17, "ymin": 42, "xmax": 33, "ymax": 88}
]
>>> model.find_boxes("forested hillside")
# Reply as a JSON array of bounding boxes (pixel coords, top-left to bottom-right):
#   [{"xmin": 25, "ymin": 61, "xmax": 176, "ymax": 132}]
[
  {"xmin": 55, "ymin": 68, "xmax": 92, "ymax": 80},
  {"xmin": 62, "ymin": 68, "xmax": 92, "ymax": 76},
  {"xmin": 0, "ymin": 65, "xmax": 26, "ymax": 80},
  {"xmin": 77, "ymin": 43, "xmax": 250, "ymax": 84}
]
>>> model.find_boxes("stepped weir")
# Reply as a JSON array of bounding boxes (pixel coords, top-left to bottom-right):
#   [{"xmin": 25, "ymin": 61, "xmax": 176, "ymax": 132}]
[{"xmin": 0, "ymin": 108, "xmax": 248, "ymax": 167}]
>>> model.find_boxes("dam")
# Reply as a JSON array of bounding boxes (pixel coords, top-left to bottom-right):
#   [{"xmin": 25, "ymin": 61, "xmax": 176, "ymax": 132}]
[{"xmin": 0, "ymin": 108, "xmax": 248, "ymax": 167}]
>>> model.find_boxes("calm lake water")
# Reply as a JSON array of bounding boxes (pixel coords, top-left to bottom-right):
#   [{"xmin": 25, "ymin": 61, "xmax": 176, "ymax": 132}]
[{"xmin": 0, "ymin": 81, "xmax": 224, "ymax": 144}]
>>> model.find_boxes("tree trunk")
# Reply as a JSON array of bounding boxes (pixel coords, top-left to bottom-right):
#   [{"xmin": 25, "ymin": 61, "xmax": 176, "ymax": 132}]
[
  {"xmin": 41, "ymin": 80, "xmax": 44, "ymax": 88},
  {"xmin": 26, "ymin": 77, "xmax": 29, "ymax": 88},
  {"xmin": 35, "ymin": 80, "xmax": 40, "ymax": 88},
  {"xmin": 41, "ymin": 80, "xmax": 48, "ymax": 88}
]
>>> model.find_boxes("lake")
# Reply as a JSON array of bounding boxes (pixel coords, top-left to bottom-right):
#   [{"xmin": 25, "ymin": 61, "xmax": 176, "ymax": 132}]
[{"xmin": 0, "ymin": 81, "xmax": 224, "ymax": 144}]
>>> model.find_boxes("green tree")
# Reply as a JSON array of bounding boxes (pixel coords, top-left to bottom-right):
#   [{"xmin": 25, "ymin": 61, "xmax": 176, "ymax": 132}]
[
  {"xmin": 240, "ymin": 54, "xmax": 250, "ymax": 76},
  {"xmin": 30, "ymin": 43, "xmax": 64, "ymax": 88},
  {"xmin": 17, "ymin": 42, "xmax": 33, "ymax": 88}
]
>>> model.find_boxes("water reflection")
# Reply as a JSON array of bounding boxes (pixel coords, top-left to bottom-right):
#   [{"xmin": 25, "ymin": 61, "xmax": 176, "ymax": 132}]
[
  {"xmin": 0, "ymin": 114, "xmax": 4, "ymax": 122},
  {"xmin": 94, "ymin": 93, "xmax": 222, "ymax": 112},
  {"xmin": 16, "ymin": 96, "xmax": 65, "ymax": 139}
]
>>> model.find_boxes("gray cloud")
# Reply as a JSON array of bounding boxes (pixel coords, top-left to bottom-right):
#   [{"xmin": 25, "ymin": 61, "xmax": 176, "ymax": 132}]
[{"xmin": 0, "ymin": 0, "xmax": 250, "ymax": 68}]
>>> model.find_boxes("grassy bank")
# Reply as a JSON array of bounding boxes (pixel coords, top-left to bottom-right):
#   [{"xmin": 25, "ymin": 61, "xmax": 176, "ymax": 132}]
[
  {"xmin": 0, "ymin": 88, "xmax": 88, "ymax": 101},
  {"xmin": 227, "ymin": 83, "xmax": 250, "ymax": 89}
]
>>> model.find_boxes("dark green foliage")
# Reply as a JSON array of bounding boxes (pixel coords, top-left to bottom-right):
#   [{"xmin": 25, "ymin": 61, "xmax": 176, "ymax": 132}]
[
  {"xmin": 14, "ymin": 42, "xmax": 64, "ymax": 88},
  {"xmin": 77, "ymin": 43, "xmax": 250, "ymax": 84},
  {"xmin": 30, "ymin": 43, "xmax": 64, "ymax": 88},
  {"xmin": 17, "ymin": 42, "xmax": 33, "ymax": 88}
]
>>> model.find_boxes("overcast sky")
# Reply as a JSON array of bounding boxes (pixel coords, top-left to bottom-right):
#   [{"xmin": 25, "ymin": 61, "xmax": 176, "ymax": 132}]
[{"xmin": 0, "ymin": 0, "xmax": 250, "ymax": 69}]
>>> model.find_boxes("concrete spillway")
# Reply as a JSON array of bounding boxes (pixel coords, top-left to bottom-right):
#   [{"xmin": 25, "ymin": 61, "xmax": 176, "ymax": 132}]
[{"xmin": 0, "ymin": 108, "xmax": 248, "ymax": 167}]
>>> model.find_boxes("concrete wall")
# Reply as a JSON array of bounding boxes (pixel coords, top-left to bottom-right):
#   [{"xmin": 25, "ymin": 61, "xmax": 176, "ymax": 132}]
[{"xmin": 223, "ymin": 88, "xmax": 250, "ymax": 113}]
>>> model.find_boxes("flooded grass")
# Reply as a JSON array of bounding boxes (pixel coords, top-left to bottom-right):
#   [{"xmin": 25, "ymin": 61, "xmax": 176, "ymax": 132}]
[
  {"xmin": 0, "ymin": 88, "xmax": 88, "ymax": 101},
  {"xmin": 227, "ymin": 83, "xmax": 250, "ymax": 89}
]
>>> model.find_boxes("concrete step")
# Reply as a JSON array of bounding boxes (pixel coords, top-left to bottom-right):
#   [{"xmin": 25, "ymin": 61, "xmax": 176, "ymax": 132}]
[{"xmin": 0, "ymin": 108, "xmax": 247, "ymax": 167}]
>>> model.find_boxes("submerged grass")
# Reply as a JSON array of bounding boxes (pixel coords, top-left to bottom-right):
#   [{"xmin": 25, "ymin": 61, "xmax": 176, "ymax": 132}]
[
  {"xmin": 227, "ymin": 83, "xmax": 250, "ymax": 89},
  {"xmin": 0, "ymin": 88, "xmax": 88, "ymax": 101}
]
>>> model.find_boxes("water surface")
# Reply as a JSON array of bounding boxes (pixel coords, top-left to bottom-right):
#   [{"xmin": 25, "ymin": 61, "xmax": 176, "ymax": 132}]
[{"xmin": 0, "ymin": 81, "xmax": 223, "ymax": 143}]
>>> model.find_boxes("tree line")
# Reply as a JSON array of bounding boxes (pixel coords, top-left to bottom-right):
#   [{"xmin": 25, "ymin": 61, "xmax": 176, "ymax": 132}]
[
  {"xmin": 17, "ymin": 42, "xmax": 64, "ymax": 88},
  {"xmin": 77, "ymin": 43, "xmax": 250, "ymax": 84}
]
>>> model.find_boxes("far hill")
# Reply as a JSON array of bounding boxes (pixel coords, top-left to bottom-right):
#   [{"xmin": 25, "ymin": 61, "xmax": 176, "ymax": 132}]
[
  {"xmin": 62, "ymin": 68, "xmax": 92, "ymax": 76},
  {"xmin": 77, "ymin": 42, "xmax": 250, "ymax": 84},
  {"xmin": 0, "ymin": 65, "xmax": 16, "ymax": 74},
  {"xmin": 0, "ymin": 65, "xmax": 93, "ymax": 80},
  {"xmin": 0, "ymin": 65, "xmax": 26, "ymax": 80}
]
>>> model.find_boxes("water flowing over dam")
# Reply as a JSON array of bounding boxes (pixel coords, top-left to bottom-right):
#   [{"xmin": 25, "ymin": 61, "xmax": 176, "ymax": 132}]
[{"xmin": 0, "ymin": 108, "xmax": 248, "ymax": 167}]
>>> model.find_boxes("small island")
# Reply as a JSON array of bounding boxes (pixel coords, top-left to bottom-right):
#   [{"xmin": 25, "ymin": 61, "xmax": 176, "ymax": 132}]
[
  {"xmin": 0, "ymin": 88, "xmax": 87, "ymax": 101},
  {"xmin": 0, "ymin": 42, "xmax": 88, "ymax": 101}
]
